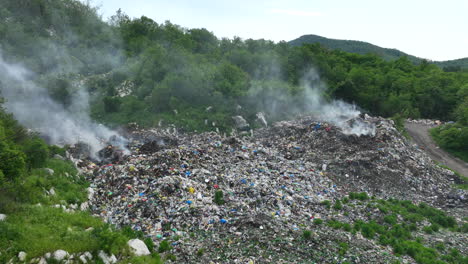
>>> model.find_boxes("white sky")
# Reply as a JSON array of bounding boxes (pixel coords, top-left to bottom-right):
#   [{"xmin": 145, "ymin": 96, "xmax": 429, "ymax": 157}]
[{"xmin": 92, "ymin": 0, "xmax": 468, "ymax": 61}]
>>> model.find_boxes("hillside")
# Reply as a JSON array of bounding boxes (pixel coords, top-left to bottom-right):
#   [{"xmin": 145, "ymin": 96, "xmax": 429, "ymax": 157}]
[{"xmin": 289, "ymin": 34, "xmax": 468, "ymax": 70}]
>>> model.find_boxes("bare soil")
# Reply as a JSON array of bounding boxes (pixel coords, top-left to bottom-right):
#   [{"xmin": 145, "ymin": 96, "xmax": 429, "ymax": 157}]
[{"xmin": 405, "ymin": 121, "xmax": 468, "ymax": 177}]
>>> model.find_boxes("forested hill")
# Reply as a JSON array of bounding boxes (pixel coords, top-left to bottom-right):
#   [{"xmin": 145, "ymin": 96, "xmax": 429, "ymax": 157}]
[
  {"xmin": 0, "ymin": 0, "xmax": 467, "ymax": 134},
  {"xmin": 289, "ymin": 34, "xmax": 468, "ymax": 70}
]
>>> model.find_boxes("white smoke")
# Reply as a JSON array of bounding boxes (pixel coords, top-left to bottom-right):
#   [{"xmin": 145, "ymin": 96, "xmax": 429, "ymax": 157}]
[
  {"xmin": 301, "ymin": 69, "xmax": 376, "ymax": 136},
  {"xmin": 0, "ymin": 52, "xmax": 127, "ymax": 158},
  {"xmin": 247, "ymin": 68, "xmax": 375, "ymax": 136}
]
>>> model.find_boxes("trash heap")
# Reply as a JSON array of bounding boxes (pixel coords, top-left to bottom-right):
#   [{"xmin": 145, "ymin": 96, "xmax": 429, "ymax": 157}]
[{"xmin": 74, "ymin": 115, "xmax": 466, "ymax": 263}]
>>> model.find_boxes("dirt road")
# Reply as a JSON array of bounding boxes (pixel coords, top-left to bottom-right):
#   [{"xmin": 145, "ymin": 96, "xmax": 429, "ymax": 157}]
[{"xmin": 405, "ymin": 122, "xmax": 468, "ymax": 177}]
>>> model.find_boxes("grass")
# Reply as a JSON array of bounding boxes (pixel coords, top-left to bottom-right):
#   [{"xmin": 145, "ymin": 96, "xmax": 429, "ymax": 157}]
[
  {"xmin": 327, "ymin": 195, "xmax": 468, "ymax": 264},
  {"xmin": 0, "ymin": 205, "xmax": 105, "ymax": 258},
  {"xmin": 0, "ymin": 157, "xmax": 163, "ymax": 263}
]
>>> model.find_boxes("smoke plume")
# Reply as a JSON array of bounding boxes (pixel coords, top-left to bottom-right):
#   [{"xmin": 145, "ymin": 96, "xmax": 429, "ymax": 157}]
[
  {"xmin": 0, "ymin": 52, "xmax": 127, "ymax": 157},
  {"xmin": 248, "ymin": 68, "xmax": 375, "ymax": 136}
]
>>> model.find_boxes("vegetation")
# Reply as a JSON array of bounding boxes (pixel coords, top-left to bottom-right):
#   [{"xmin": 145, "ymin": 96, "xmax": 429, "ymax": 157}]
[
  {"xmin": 0, "ymin": 103, "xmax": 162, "ymax": 262},
  {"xmin": 327, "ymin": 195, "xmax": 468, "ymax": 264},
  {"xmin": 214, "ymin": 190, "xmax": 225, "ymax": 205},
  {"xmin": 289, "ymin": 34, "xmax": 468, "ymax": 70},
  {"xmin": 1, "ymin": 0, "xmax": 467, "ymax": 134},
  {"xmin": 430, "ymin": 124, "xmax": 468, "ymax": 163}
]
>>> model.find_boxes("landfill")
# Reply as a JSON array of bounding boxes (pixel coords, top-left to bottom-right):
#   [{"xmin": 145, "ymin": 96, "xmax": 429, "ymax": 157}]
[{"xmin": 71, "ymin": 115, "xmax": 466, "ymax": 263}]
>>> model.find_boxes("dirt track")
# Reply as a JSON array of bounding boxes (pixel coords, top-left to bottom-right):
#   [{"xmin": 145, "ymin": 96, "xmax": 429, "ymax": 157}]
[{"xmin": 405, "ymin": 122, "xmax": 468, "ymax": 177}]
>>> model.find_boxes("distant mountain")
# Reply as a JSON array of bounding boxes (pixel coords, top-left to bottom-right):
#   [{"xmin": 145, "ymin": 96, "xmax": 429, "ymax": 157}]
[{"xmin": 289, "ymin": 34, "xmax": 468, "ymax": 70}]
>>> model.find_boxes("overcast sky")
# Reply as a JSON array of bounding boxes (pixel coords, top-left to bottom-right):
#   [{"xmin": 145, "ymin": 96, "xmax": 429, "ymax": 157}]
[{"xmin": 92, "ymin": 0, "xmax": 468, "ymax": 61}]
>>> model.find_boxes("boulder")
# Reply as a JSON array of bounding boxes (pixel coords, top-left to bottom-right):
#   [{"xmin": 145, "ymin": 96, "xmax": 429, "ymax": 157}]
[
  {"xmin": 98, "ymin": 251, "xmax": 117, "ymax": 264},
  {"xmin": 53, "ymin": 250, "xmax": 69, "ymax": 261},
  {"xmin": 18, "ymin": 251, "xmax": 26, "ymax": 261},
  {"xmin": 127, "ymin": 239, "xmax": 151, "ymax": 256},
  {"xmin": 0, "ymin": 214, "xmax": 6, "ymax": 221},
  {"xmin": 44, "ymin": 168, "xmax": 54, "ymax": 175}
]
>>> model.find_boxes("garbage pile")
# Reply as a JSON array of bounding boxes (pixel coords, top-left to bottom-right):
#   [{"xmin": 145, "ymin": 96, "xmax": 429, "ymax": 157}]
[{"xmin": 73, "ymin": 115, "xmax": 466, "ymax": 263}]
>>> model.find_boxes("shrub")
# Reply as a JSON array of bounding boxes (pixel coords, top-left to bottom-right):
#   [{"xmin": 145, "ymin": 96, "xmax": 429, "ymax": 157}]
[
  {"xmin": 144, "ymin": 237, "xmax": 155, "ymax": 252},
  {"xmin": 313, "ymin": 218, "xmax": 323, "ymax": 225},
  {"xmin": 302, "ymin": 230, "xmax": 312, "ymax": 240},
  {"xmin": 321, "ymin": 200, "xmax": 331, "ymax": 208},
  {"xmin": 196, "ymin": 248, "xmax": 205, "ymax": 257},
  {"xmin": 338, "ymin": 242, "xmax": 349, "ymax": 256},
  {"xmin": 349, "ymin": 192, "xmax": 369, "ymax": 200},
  {"xmin": 22, "ymin": 137, "xmax": 49, "ymax": 169},
  {"xmin": 422, "ymin": 226, "xmax": 433, "ymax": 234},
  {"xmin": 214, "ymin": 190, "xmax": 225, "ymax": 205},
  {"xmin": 342, "ymin": 223, "xmax": 352, "ymax": 232},
  {"xmin": 333, "ymin": 200, "xmax": 343, "ymax": 210},
  {"xmin": 158, "ymin": 240, "xmax": 171, "ymax": 253},
  {"xmin": 384, "ymin": 214, "xmax": 398, "ymax": 225}
]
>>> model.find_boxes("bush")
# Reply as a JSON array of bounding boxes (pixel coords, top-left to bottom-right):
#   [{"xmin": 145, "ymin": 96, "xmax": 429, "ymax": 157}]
[
  {"xmin": 349, "ymin": 192, "xmax": 369, "ymax": 200},
  {"xmin": 338, "ymin": 242, "xmax": 349, "ymax": 256},
  {"xmin": 313, "ymin": 218, "xmax": 323, "ymax": 225},
  {"xmin": 0, "ymin": 141, "xmax": 26, "ymax": 181},
  {"xmin": 214, "ymin": 190, "xmax": 225, "ymax": 205},
  {"xmin": 321, "ymin": 200, "xmax": 331, "ymax": 208},
  {"xmin": 22, "ymin": 137, "xmax": 49, "ymax": 169},
  {"xmin": 196, "ymin": 248, "xmax": 205, "ymax": 257},
  {"xmin": 158, "ymin": 240, "xmax": 172, "ymax": 253},
  {"xmin": 342, "ymin": 223, "xmax": 352, "ymax": 232},
  {"xmin": 333, "ymin": 200, "xmax": 343, "ymax": 210},
  {"xmin": 384, "ymin": 214, "xmax": 398, "ymax": 225},
  {"xmin": 302, "ymin": 230, "xmax": 312, "ymax": 240}
]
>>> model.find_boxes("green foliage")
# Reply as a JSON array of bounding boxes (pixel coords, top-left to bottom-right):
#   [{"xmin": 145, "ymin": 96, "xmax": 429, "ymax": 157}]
[
  {"xmin": 431, "ymin": 124, "xmax": 468, "ymax": 162},
  {"xmin": 384, "ymin": 214, "xmax": 398, "ymax": 225},
  {"xmin": 334, "ymin": 198, "xmax": 467, "ymax": 264},
  {"xmin": 321, "ymin": 200, "xmax": 331, "ymax": 208},
  {"xmin": 333, "ymin": 200, "xmax": 343, "ymax": 210},
  {"xmin": 22, "ymin": 137, "xmax": 49, "ymax": 169},
  {"xmin": 121, "ymin": 254, "xmax": 163, "ymax": 264},
  {"xmin": 48, "ymin": 145, "xmax": 66, "ymax": 157},
  {"xmin": 196, "ymin": 248, "xmax": 205, "ymax": 257},
  {"xmin": 158, "ymin": 240, "xmax": 172, "ymax": 253},
  {"xmin": 214, "ymin": 190, "xmax": 225, "ymax": 205},
  {"xmin": 0, "ymin": 141, "xmax": 26, "ymax": 181},
  {"xmin": 302, "ymin": 230, "xmax": 312, "ymax": 240},
  {"xmin": 349, "ymin": 192, "xmax": 369, "ymax": 200},
  {"xmin": 313, "ymin": 218, "xmax": 323, "ymax": 225},
  {"xmin": 144, "ymin": 237, "xmax": 155, "ymax": 253},
  {"xmin": 338, "ymin": 242, "xmax": 349, "ymax": 256}
]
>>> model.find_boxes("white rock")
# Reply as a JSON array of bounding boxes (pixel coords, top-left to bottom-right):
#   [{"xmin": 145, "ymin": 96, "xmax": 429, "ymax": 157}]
[
  {"xmin": 18, "ymin": 251, "xmax": 27, "ymax": 261},
  {"xmin": 87, "ymin": 187, "xmax": 95, "ymax": 200},
  {"xmin": 0, "ymin": 214, "xmax": 6, "ymax": 221},
  {"xmin": 69, "ymin": 203, "xmax": 77, "ymax": 210},
  {"xmin": 53, "ymin": 250, "xmax": 69, "ymax": 261},
  {"xmin": 44, "ymin": 168, "xmax": 54, "ymax": 175},
  {"xmin": 44, "ymin": 253, "xmax": 51, "ymax": 259},
  {"xmin": 127, "ymin": 239, "xmax": 151, "ymax": 256},
  {"xmin": 80, "ymin": 202, "xmax": 89, "ymax": 211},
  {"xmin": 49, "ymin": 188, "xmax": 56, "ymax": 196},
  {"xmin": 98, "ymin": 251, "xmax": 117, "ymax": 264},
  {"xmin": 83, "ymin": 252, "xmax": 92, "ymax": 260},
  {"xmin": 38, "ymin": 257, "xmax": 47, "ymax": 264},
  {"xmin": 79, "ymin": 255, "xmax": 88, "ymax": 263}
]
